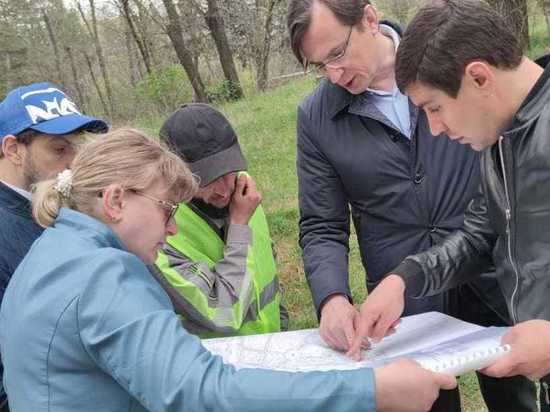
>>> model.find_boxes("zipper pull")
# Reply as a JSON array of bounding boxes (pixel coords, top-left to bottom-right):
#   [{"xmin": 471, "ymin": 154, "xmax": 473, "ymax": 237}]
[
  {"xmin": 505, "ymin": 209, "xmax": 511, "ymax": 221},
  {"xmin": 543, "ymin": 381, "xmax": 550, "ymax": 405}
]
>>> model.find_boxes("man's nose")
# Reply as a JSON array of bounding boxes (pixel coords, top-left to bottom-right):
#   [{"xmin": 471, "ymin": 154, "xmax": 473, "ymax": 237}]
[
  {"xmin": 215, "ymin": 185, "xmax": 230, "ymax": 197},
  {"xmin": 217, "ymin": 175, "xmax": 235, "ymax": 196},
  {"xmin": 427, "ymin": 113, "xmax": 447, "ymax": 136},
  {"xmin": 325, "ymin": 66, "xmax": 344, "ymax": 84},
  {"xmin": 166, "ymin": 218, "xmax": 178, "ymax": 236}
]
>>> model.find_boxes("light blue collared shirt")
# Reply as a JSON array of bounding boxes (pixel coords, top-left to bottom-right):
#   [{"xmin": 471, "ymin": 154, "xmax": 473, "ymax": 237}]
[{"xmin": 365, "ymin": 25, "xmax": 411, "ymax": 139}]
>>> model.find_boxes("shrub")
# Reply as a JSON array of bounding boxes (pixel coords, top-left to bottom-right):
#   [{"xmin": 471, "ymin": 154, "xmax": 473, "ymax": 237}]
[
  {"xmin": 134, "ymin": 66, "xmax": 193, "ymax": 112},
  {"xmin": 207, "ymin": 79, "xmax": 243, "ymax": 103}
]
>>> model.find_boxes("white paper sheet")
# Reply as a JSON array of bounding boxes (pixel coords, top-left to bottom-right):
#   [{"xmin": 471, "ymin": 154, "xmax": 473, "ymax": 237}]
[{"xmin": 202, "ymin": 311, "xmax": 509, "ymax": 375}]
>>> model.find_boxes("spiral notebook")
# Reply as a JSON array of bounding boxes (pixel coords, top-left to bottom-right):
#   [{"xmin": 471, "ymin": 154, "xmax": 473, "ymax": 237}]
[{"xmin": 202, "ymin": 311, "xmax": 510, "ymax": 376}]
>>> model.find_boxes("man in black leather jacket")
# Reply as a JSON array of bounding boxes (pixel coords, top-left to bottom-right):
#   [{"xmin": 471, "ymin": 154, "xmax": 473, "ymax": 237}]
[
  {"xmin": 350, "ymin": 1, "xmax": 550, "ymax": 409},
  {"xmin": 287, "ymin": 0, "xmax": 536, "ymax": 410}
]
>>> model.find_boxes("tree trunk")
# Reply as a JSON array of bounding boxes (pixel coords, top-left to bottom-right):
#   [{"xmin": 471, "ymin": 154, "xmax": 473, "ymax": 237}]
[
  {"xmin": 77, "ymin": 0, "xmax": 115, "ymax": 115},
  {"xmin": 4, "ymin": 50, "xmax": 27, "ymax": 95},
  {"xmin": 64, "ymin": 46, "xmax": 87, "ymax": 110},
  {"xmin": 125, "ymin": 29, "xmax": 138, "ymax": 87},
  {"xmin": 204, "ymin": 0, "xmax": 244, "ymax": 99},
  {"xmin": 118, "ymin": 0, "xmax": 153, "ymax": 75},
  {"xmin": 488, "ymin": 0, "xmax": 529, "ymax": 50},
  {"xmin": 84, "ymin": 52, "xmax": 110, "ymax": 117},
  {"xmin": 255, "ymin": 0, "xmax": 281, "ymax": 91},
  {"xmin": 135, "ymin": 0, "xmax": 159, "ymax": 69},
  {"xmin": 161, "ymin": 0, "xmax": 208, "ymax": 103},
  {"xmin": 42, "ymin": 10, "xmax": 64, "ymax": 85},
  {"xmin": 541, "ymin": 0, "xmax": 550, "ymax": 34}
]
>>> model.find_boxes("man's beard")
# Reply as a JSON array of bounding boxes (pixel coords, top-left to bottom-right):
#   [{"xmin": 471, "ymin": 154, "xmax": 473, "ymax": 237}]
[
  {"xmin": 22, "ymin": 153, "xmax": 41, "ymax": 190},
  {"xmin": 191, "ymin": 198, "xmax": 229, "ymax": 220}
]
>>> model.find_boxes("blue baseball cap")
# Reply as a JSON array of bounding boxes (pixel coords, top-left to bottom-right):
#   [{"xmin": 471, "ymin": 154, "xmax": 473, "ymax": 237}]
[{"xmin": 0, "ymin": 82, "xmax": 108, "ymax": 142}]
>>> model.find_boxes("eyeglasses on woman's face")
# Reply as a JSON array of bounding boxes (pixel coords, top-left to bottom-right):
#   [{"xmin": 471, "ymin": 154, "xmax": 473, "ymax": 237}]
[{"xmin": 130, "ymin": 190, "xmax": 179, "ymax": 225}]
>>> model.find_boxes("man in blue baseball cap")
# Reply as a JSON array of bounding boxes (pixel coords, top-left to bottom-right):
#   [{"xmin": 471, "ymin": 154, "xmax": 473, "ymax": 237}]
[{"xmin": 0, "ymin": 82, "xmax": 107, "ymax": 411}]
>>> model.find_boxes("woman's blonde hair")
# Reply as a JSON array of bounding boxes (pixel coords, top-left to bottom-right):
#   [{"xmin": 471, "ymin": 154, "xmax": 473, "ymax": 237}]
[{"xmin": 33, "ymin": 127, "xmax": 198, "ymax": 228}]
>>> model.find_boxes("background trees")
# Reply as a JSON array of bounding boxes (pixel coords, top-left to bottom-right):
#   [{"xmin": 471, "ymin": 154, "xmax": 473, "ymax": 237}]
[
  {"xmin": 0, "ymin": 0, "xmax": 546, "ymax": 120},
  {"xmin": 489, "ymin": 0, "xmax": 529, "ymax": 49}
]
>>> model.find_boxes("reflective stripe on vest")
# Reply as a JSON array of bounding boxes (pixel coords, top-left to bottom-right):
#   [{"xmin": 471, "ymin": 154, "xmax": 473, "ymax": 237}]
[{"xmin": 156, "ymin": 202, "xmax": 281, "ymax": 337}]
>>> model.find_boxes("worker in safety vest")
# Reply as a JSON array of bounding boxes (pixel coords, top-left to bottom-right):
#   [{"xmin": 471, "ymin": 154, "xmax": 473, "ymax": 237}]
[{"xmin": 153, "ymin": 103, "xmax": 287, "ymax": 337}]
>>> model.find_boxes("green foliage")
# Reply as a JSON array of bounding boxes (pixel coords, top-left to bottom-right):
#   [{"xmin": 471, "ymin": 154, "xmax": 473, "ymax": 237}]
[
  {"xmin": 528, "ymin": 17, "xmax": 550, "ymax": 60},
  {"xmin": 235, "ymin": 68, "xmax": 259, "ymax": 97},
  {"xmin": 134, "ymin": 66, "xmax": 193, "ymax": 112},
  {"xmin": 207, "ymin": 79, "xmax": 242, "ymax": 103}
]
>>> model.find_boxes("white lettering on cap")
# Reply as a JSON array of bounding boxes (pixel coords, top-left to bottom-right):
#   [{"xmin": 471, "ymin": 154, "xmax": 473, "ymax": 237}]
[{"xmin": 22, "ymin": 87, "xmax": 81, "ymax": 124}]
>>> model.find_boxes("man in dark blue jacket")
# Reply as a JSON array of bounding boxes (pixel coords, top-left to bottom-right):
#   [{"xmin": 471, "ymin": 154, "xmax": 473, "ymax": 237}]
[
  {"xmin": 0, "ymin": 82, "xmax": 107, "ymax": 410},
  {"xmin": 287, "ymin": 0, "xmax": 536, "ymax": 410}
]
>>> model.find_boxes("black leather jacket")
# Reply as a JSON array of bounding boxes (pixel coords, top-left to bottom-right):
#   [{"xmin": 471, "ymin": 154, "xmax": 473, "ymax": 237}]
[{"xmin": 396, "ymin": 62, "xmax": 550, "ymax": 324}]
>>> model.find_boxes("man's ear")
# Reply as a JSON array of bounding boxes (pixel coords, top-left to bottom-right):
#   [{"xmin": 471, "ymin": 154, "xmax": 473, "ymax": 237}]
[
  {"xmin": 362, "ymin": 4, "xmax": 379, "ymax": 33},
  {"xmin": 464, "ymin": 61, "xmax": 494, "ymax": 92},
  {"xmin": 1, "ymin": 135, "xmax": 25, "ymax": 165},
  {"xmin": 101, "ymin": 184, "xmax": 126, "ymax": 223}
]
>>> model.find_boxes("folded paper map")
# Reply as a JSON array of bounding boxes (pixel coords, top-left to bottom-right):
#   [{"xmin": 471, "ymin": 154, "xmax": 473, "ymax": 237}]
[{"xmin": 202, "ymin": 311, "xmax": 510, "ymax": 376}]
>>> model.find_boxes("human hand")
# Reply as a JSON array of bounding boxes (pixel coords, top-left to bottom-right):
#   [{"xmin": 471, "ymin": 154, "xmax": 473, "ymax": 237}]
[
  {"xmin": 375, "ymin": 359, "xmax": 457, "ymax": 412},
  {"xmin": 319, "ymin": 294, "xmax": 361, "ymax": 352},
  {"xmin": 482, "ymin": 319, "xmax": 550, "ymax": 380},
  {"xmin": 347, "ymin": 275, "xmax": 405, "ymax": 360},
  {"xmin": 229, "ymin": 175, "xmax": 262, "ymax": 225}
]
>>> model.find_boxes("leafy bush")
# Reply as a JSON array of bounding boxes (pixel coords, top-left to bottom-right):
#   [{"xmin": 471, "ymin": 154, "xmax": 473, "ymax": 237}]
[
  {"xmin": 134, "ymin": 66, "xmax": 193, "ymax": 112},
  {"xmin": 207, "ymin": 79, "xmax": 243, "ymax": 103}
]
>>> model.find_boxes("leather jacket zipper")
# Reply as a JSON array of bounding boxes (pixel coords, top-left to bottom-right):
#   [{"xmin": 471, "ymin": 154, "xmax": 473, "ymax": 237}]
[{"xmin": 498, "ymin": 136, "xmax": 520, "ymax": 324}]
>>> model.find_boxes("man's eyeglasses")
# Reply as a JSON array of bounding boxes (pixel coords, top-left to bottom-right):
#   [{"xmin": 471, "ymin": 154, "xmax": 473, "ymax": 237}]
[
  {"xmin": 130, "ymin": 190, "xmax": 179, "ymax": 225},
  {"xmin": 304, "ymin": 25, "xmax": 353, "ymax": 73}
]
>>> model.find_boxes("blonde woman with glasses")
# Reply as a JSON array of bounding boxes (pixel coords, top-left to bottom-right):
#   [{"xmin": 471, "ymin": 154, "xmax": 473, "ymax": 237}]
[{"xmin": 0, "ymin": 127, "xmax": 456, "ymax": 412}]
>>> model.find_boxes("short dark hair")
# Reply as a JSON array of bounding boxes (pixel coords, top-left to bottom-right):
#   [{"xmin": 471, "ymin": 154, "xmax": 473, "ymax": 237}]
[
  {"xmin": 287, "ymin": 0, "xmax": 370, "ymax": 67},
  {"xmin": 395, "ymin": 0, "xmax": 523, "ymax": 98},
  {"xmin": 16, "ymin": 129, "xmax": 40, "ymax": 145},
  {"xmin": 0, "ymin": 129, "xmax": 40, "ymax": 158}
]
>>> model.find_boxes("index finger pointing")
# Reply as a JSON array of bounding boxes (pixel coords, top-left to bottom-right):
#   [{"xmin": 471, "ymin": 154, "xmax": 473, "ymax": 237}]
[{"xmin": 347, "ymin": 313, "xmax": 377, "ymax": 360}]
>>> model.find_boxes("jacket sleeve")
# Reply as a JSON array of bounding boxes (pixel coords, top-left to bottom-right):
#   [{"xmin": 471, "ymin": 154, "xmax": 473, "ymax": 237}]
[
  {"xmin": 78, "ymin": 253, "xmax": 376, "ymax": 412},
  {"xmin": 297, "ymin": 105, "xmax": 352, "ymax": 316},
  {"xmin": 156, "ymin": 224, "xmax": 259, "ymax": 334},
  {"xmin": 393, "ymin": 184, "xmax": 497, "ymax": 297}
]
